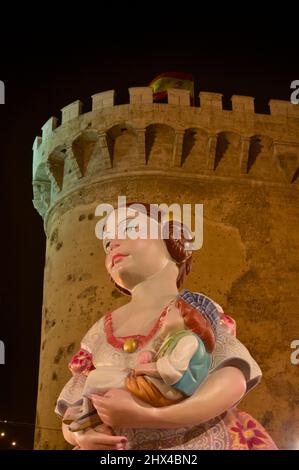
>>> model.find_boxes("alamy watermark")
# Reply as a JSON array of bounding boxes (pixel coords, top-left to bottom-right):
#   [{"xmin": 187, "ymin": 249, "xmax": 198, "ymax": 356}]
[
  {"xmin": 95, "ymin": 196, "xmax": 203, "ymax": 251},
  {"xmin": 290, "ymin": 340, "xmax": 299, "ymax": 365},
  {"xmin": 0, "ymin": 80, "xmax": 4, "ymax": 104},
  {"xmin": 0, "ymin": 340, "xmax": 5, "ymax": 364},
  {"xmin": 290, "ymin": 80, "xmax": 299, "ymax": 104}
]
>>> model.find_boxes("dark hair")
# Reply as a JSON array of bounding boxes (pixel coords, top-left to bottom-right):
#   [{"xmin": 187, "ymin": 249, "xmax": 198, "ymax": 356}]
[{"xmin": 108, "ymin": 202, "xmax": 193, "ymax": 296}]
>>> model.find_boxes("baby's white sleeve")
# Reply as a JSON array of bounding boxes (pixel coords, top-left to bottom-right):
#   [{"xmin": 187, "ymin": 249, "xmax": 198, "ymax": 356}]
[{"xmin": 156, "ymin": 335, "xmax": 198, "ymax": 386}]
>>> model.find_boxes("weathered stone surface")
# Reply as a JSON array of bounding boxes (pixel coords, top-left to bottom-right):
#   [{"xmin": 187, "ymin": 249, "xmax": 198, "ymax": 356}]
[{"xmin": 32, "ymin": 87, "xmax": 299, "ymax": 450}]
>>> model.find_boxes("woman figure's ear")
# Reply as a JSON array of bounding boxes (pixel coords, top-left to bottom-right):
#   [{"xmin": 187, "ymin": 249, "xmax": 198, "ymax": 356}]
[{"xmin": 162, "ymin": 219, "xmax": 193, "ymax": 260}]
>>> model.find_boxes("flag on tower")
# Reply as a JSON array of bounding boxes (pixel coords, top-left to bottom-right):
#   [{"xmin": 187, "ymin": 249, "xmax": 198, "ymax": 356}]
[{"xmin": 149, "ymin": 72, "xmax": 194, "ymax": 102}]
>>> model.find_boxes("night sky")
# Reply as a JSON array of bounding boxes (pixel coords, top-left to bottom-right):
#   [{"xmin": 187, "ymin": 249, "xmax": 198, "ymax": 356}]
[{"xmin": 0, "ymin": 32, "xmax": 298, "ymax": 450}]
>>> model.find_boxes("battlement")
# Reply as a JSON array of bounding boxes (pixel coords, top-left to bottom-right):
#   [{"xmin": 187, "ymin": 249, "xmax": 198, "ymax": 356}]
[
  {"xmin": 32, "ymin": 87, "xmax": 299, "ymax": 220},
  {"xmin": 35, "ymin": 88, "xmax": 299, "ymax": 136}
]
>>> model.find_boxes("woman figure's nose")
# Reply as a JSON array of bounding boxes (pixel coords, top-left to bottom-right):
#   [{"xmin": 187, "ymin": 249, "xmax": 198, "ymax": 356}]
[{"xmin": 109, "ymin": 239, "xmax": 121, "ymax": 252}]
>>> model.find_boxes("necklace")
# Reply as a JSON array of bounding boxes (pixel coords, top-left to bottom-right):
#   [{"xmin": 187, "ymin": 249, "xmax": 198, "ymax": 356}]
[{"xmin": 104, "ymin": 303, "xmax": 171, "ymax": 353}]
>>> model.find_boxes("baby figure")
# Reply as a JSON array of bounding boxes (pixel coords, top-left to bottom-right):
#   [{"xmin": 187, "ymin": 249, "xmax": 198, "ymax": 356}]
[{"xmin": 62, "ymin": 293, "xmax": 218, "ymax": 432}]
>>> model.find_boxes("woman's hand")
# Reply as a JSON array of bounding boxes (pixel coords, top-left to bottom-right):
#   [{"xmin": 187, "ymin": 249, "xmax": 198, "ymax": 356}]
[
  {"xmin": 73, "ymin": 423, "xmax": 127, "ymax": 450},
  {"xmin": 90, "ymin": 367, "xmax": 246, "ymax": 431},
  {"xmin": 92, "ymin": 367, "xmax": 246, "ymax": 430},
  {"xmin": 91, "ymin": 389, "xmax": 156, "ymax": 428}
]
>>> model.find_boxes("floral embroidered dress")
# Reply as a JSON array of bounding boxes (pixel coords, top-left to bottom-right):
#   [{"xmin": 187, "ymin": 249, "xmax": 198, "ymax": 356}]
[{"xmin": 55, "ymin": 290, "xmax": 277, "ymax": 450}]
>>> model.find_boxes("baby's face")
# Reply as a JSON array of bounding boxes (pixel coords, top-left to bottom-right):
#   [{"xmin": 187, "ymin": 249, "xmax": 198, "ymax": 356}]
[
  {"xmin": 103, "ymin": 207, "xmax": 176, "ymax": 293},
  {"xmin": 160, "ymin": 301, "xmax": 185, "ymax": 339}
]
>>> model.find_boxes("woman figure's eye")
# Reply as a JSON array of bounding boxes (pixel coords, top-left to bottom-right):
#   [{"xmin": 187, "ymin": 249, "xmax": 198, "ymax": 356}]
[
  {"xmin": 124, "ymin": 224, "xmax": 139, "ymax": 233},
  {"xmin": 105, "ymin": 240, "xmax": 111, "ymax": 251}
]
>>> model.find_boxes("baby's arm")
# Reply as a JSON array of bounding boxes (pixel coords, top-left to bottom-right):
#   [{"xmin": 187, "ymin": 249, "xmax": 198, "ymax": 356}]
[
  {"xmin": 134, "ymin": 361, "xmax": 160, "ymax": 377},
  {"xmin": 134, "ymin": 335, "xmax": 199, "ymax": 385},
  {"xmin": 134, "ymin": 350, "xmax": 160, "ymax": 377},
  {"xmin": 155, "ymin": 335, "xmax": 199, "ymax": 388}
]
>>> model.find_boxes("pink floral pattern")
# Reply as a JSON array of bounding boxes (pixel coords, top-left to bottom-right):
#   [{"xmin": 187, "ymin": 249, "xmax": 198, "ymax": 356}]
[
  {"xmin": 116, "ymin": 409, "xmax": 278, "ymax": 450},
  {"xmin": 231, "ymin": 420, "xmax": 266, "ymax": 449},
  {"xmin": 68, "ymin": 348, "xmax": 95, "ymax": 376},
  {"xmin": 226, "ymin": 410, "xmax": 277, "ymax": 450},
  {"xmin": 220, "ymin": 313, "xmax": 237, "ymax": 337}
]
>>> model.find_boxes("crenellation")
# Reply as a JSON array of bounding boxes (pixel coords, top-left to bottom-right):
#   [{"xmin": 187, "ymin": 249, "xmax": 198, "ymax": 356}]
[
  {"xmin": 91, "ymin": 90, "xmax": 115, "ymax": 110},
  {"xmin": 168, "ymin": 88, "xmax": 191, "ymax": 106},
  {"xmin": 288, "ymin": 102, "xmax": 299, "ymax": 118},
  {"xmin": 269, "ymin": 99, "xmax": 299, "ymax": 118},
  {"xmin": 32, "ymin": 87, "xmax": 299, "ymax": 221},
  {"xmin": 61, "ymin": 100, "xmax": 83, "ymax": 124},
  {"xmin": 33, "ymin": 136, "xmax": 42, "ymax": 152},
  {"xmin": 129, "ymin": 87, "xmax": 153, "ymax": 105},
  {"xmin": 269, "ymin": 99, "xmax": 289, "ymax": 117},
  {"xmin": 41, "ymin": 116, "xmax": 58, "ymax": 139},
  {"xmin": 231, "ymin": 95, "xmax": 255, "ymax": 113},
  {"xmin": 199, "ymin": 91, "xmax": 223, "ymax": 110}
]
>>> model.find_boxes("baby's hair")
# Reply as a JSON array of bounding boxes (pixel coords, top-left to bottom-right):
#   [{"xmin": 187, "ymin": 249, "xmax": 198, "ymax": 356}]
[
  {"xmin": 175, "ymin": 297, "xmax": 216, "ymax": 352},
  {"xmin": 108, "ymin": 202, "xmax": 193, "ymax": 296}
]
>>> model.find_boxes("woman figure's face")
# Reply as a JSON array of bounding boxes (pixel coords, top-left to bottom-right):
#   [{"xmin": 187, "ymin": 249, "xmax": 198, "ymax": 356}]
[{"xmin": 103, "ymin": 207, "xmax": 177, "ymax": 293}]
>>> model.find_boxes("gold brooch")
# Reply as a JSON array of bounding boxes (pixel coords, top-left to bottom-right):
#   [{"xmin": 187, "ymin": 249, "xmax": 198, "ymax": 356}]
[{"xmin": 123, "ymin": 338, "xmax": 138, "ymax": 353}]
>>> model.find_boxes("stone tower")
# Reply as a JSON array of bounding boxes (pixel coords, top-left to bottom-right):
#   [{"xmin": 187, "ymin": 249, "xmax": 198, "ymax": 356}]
[{"xmin": 32, "ymin": 87, "xmax": 299, "ymax": 449}]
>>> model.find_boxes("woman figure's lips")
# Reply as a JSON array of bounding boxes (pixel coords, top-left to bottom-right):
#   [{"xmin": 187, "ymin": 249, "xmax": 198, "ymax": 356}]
[{"xmin": 112, "ymin": 254, "xmax": 128, "ymax": 267}]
